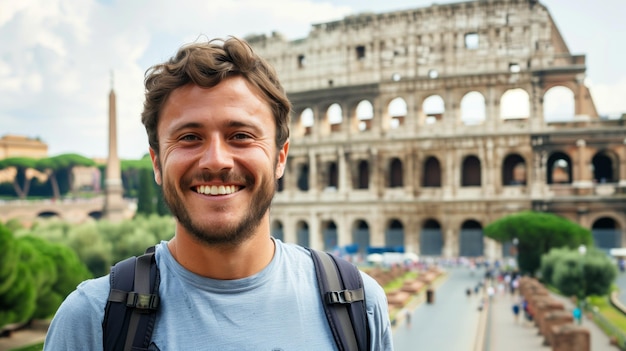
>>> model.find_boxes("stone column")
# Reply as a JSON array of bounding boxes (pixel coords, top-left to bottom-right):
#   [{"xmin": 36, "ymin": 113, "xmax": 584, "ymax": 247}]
[{"xmin": 103, "ymin": 76, "xmax": 126, "ymax": 222}]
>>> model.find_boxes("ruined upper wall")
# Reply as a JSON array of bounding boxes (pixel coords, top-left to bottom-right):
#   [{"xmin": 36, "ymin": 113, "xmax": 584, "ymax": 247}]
[{"xmin": 249, "ymin": 0, "xmax": 586, "ymax": 93}]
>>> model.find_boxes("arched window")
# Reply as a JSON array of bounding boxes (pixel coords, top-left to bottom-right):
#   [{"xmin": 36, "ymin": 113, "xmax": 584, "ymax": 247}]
[
  {"xmin": 500, "ymin": 88, "xmax": 530, "ymax": 120},
  {"xmin": 547, "ymin": 152, "xmax": 572, "ymax": 184},
  {"xmin": 356, "ymin": 100, "xmax": 374, "ymax": 131},
  {"xmin": 327, "ymin": 162, "xmax": 338, "ymax": 189},
  {"xmin": 299, "ymin": 108, "xmax": 314, "ymax": 136},
  {"xmin": 502, "ymin": 154, "xmax": 526, "ymax": 185},
  {"xmin": 544, "ymin": 86, "xmax": 575, "ymax": 122},
  {"xmin": 357, "ymin": 160, "xmax": 369, "ymax": 189},
  {"xmin": 297, "ymin": 164, "xmax": 309, "ymax": 191},
  {"xmin": 461, "ymin": 155, "xmax": 481, "ymax": 186},
  {"xmin": 460, "ymin": 91, "xmax": 486, "ymax": 125},
  {"xmin": 327, "ymin": 103, "xmax": 343, "ymax": 132},
  {"xmin": 423, "ymin": 95, "xmax": 445, "ymax": 124},
  {"xmin": 389, "ymin": 158, "xmax": 403, "ymax": 187},
  {"xmin": 423, "ymin": 156, "xmax": 442, "ymax": 187},
  {"xmin": 388, "ymin": 97, "xmax": 407, "ymax": 129}
]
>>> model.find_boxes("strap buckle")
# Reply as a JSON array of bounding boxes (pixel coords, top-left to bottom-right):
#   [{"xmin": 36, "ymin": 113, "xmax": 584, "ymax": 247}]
[
  {"xmin": 126, "ymin": 292, "xmax": 160, "ymax": 312},
  {"xmin": 326, "ymin": 288, "xmax": 364, "ymax": 304}
]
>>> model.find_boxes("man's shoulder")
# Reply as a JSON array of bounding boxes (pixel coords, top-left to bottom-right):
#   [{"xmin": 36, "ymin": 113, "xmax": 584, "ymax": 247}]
[{"xmin": 70, "ymin": 275, "xmax": 111, "ymax": 309}]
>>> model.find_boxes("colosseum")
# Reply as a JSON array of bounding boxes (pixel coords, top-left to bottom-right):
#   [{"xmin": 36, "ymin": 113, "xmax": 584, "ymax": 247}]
[{"xmin": 247, "ymin": 0, "xmax": 626, "ymax": 260}]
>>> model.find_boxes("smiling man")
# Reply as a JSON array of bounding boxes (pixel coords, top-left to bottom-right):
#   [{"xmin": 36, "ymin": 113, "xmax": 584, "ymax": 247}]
[{"xmin": 43, "ymin": 37, "xmax": 393, "ymax": 350}]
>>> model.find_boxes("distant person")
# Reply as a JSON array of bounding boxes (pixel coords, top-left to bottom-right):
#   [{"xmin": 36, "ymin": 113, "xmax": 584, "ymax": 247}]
[
  {"xmin": 43, "ymin": 37, "xmax": 393, "ymax": 350},
  {"xmin": 522, "ymin": 298, "xmax": 533, "ymax": 324},
  {"xmin": 487, "ymin": 285, "xmax": 495, "ymax": 301},
  {"xmin": 512, "ymin": 303, "xmax": 520, "ymax": 323},
  {"xmin": 573, "ymin": 306, "xmax": 583, "ymax": 325}
]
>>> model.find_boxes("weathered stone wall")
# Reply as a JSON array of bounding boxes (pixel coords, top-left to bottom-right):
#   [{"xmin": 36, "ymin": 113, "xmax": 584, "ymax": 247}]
[{"xmin": 251, "ymin": 0, "xmax": 625, "ymax": 258}]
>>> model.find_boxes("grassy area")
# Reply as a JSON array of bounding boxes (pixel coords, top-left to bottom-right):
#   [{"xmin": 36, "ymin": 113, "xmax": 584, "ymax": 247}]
[
  {"xmin": 10, "ymin": 343, "xmax": 43, "ymax": 351},
  {"xmin": 588, "ymin": 296, "xmax": 626, "ymax": 330},
  {"xmin": 383, "ymin": 271, "xmax": 418, "ymax": 293}
]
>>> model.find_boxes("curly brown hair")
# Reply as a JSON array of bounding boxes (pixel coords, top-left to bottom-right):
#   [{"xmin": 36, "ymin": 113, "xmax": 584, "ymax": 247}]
[{"xmin": 141, "ymin": 37, "xmax": 291, "ymax": 155}]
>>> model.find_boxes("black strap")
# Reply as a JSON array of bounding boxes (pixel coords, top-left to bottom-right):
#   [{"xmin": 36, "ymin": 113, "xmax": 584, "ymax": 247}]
[
  {"xmin": 309, "ymin": 249, "xmax": 369, "ymax": 351},
  {"xmin": 103, "ymin": 247, "xmax": 160, "ymax": 351}
]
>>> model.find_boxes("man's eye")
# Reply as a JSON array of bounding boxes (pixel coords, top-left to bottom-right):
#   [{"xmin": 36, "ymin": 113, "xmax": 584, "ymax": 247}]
[
  {"xmin": 232, "ymin": 133, "xmax": 252, "ymax": 140},
  {"xmin": 180, "ymin": 134, "xmax": 200, "ymax": 141}
]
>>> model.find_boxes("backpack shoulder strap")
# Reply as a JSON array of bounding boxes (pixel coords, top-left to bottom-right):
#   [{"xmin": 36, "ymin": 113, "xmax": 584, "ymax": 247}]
[
  {"xmin": 103, "ymin": 246, "xmax": 160, "ymax": 351},
  {"xmin": 309, "ymin": 248, "xmax": 370, "ymax": 351}
]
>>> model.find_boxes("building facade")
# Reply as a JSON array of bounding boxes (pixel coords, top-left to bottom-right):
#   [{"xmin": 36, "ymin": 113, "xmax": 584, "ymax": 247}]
[
  {"xmin": 0, "ymin": 134, "xmax": 48, "ymax": 159},
  {"xmin": 248, "ymin": 0, "xmax": 626, "ymax": 259}
]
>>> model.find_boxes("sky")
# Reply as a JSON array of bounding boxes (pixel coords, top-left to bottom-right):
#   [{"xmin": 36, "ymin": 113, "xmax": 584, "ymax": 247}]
[{"xmin": 1, "ymin": 0, "xmax": 625, "ymax": 160}]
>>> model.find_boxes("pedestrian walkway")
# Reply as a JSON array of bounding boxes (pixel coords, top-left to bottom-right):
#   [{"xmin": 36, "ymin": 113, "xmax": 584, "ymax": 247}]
[
  {"xmin": 0, "ymin": 320, "xmax": 47, "ymax": 351},
  {"xmin": 486, "ymin": 290, "xmax": 618, "ymax": 351}
]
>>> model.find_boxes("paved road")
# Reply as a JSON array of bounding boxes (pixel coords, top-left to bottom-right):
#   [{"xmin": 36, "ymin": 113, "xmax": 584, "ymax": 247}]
[{"xmin": 393, "ymin": 266, "xmax": 485, "ymax": 351}]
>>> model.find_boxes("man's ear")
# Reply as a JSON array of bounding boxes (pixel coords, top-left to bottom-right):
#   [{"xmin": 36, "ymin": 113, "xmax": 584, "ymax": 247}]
[
  {"xmin": 149, "ymin": 148, "xmax": 162, "ymax": 185},
  {"xmin": 275, "ymin": 140, "xmax": 289, "ymax": 178}
]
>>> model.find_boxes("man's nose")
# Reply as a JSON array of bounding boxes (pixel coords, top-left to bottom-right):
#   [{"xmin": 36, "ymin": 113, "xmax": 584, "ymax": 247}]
[{"xmin": 198, "ymin": 137, "xmax": 233, "ymax": 172}]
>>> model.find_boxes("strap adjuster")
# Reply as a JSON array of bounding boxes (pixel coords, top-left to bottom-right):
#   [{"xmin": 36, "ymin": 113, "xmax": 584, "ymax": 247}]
[
  {"xmin": 126, "ymin": 292, "xmax": 160, "ymax": 311},
  {"xmin": 326, "ymin": 288, "xmax": 364, "ymax": 304}
]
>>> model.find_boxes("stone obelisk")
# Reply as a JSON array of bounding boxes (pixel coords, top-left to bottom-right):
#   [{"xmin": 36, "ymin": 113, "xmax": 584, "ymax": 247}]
[{"xmin": 103, "ymin": 73, "xmax": 125, "ymax": 221}]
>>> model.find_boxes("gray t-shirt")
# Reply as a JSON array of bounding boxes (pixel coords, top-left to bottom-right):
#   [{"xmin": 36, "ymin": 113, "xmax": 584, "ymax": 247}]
[{"xmin": 44, "ymin": 240, "xmax": 393, "ymax": 350}]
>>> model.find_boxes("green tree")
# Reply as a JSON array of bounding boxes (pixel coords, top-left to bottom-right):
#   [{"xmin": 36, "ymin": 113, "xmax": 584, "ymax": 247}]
[
  {"xmin": 0, "ymin": 223, "xmax": 92, "ymax": 328},
  {"xmin": 136, "ymin": 167, "xmax": 155, "ymax": 215},
  {"xmin": 548, "ymin": 247, "xmax": 617, "ymax": 301},
  {"xmin": 484, "ymin": 211, "xmax": 592, "ymax": 275},
  {"xmin": 0, "ymin": 157, "xmax": 38, "ymax": 198},
  {"xmin": 121, "ymin": 155, "xmax": 153, "ymax": 198},
  {"xmin": 37, "ymin": 153, "xmax": 96, "ymax": 199},
  {"xmin": 0, "ymin": 226, "xmax": 37, "ymax": 327}
]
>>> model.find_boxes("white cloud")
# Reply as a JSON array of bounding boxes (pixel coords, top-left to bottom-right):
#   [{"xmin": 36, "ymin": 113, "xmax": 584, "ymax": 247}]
[
  {"xmin": 0, "ymin": 0, "xmax": 624, "ymax": 160},
  {"xmin": 587, "ymin": 78, "xmax": 626, "ymax": 118}
]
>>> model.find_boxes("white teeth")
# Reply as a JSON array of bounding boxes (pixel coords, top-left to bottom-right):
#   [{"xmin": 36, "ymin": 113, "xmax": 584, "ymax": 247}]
[{"xmin": 197, "ymin": 185, "xmax": 238, "ymax": 195}]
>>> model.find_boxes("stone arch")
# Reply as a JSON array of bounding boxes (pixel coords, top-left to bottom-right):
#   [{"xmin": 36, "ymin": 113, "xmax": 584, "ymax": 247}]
[
  {"xmin": 356, "ymin": 159, "xmax": 370, "ymax": 189},
  {"xmin": 352, "ymin": 219, "xmax": 371, "ymax": 255},
  {"xmin": 502, "ymin": 153, "xmax": 527, "ymax": 186},
  {"xmin": 547, "ymin": 151, "xmax": 572, "ymax": 184},
  {"xmin": 461, "ymin": 155, "xmax": 482, "ymax": 186},
  {"xmin": 88, "ymin": 211, "xmax": 103, "ymax": 220},
  {"xmin": 543, "ymin": 86, "xmax": 575, "ymax": 122},
  {"xmin": 296, "ymin": 107, "xmax": 315, "ymax": 137},
  {"xmin": 387, "ymin": 97, "xmax": 407, "ymax": 130},
  {"xmin": 422, "ymin": 156, "xmax": 442, "ymax": 187},
  {"xmin": 297, "ymin": 163, "xmax": 310, "ymax": 191},
  {"xmin": 325, "ymin": 161, "xmax": 339, "ymax": 189},
  {"xmin": 389, "ymin": 157, "xmax": 403, "ymax": 188},
  {"xmin": 37, "ymin": 211, "xmax": 61, "ymax": 220},
  {"xmin": 420, "ymin": 219, "xmax": 443, "ymax": 256},
  {"xmin": 500, "ymin": 88, "xmax": 530, "ymax": 119},
  {"xmin": 355, "ymin": 99, "xmax": 374, "ymax": 132},
  {"xmin": 591, "ymin": 216, "xmax": 622, "ymax": 253},
  {"xmin": 326, "ymin": 103, "xmax": 343, "ymax": 133},
  {"xmin": 592, "ymin": 149, "xmax": 619, "ymax": 183},
  {"xmin": 459, "ymin": 219, "xmax": 484, "ymax": 257},
  {"xmin": 422, "ymin": 95, "xmax": 445, "ymax": 125},
  {"xmin": 460, "ymin": 91, "xmax": 486, "ymax": 125},
  {"xmin": 385, "ymin": 219, "xmax": 405, "ymax": 248}
]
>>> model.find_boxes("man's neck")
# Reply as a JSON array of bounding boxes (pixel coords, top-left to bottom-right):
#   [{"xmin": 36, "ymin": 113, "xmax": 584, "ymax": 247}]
[{"xmin": 167, "ymin": 229, "xmax": 276, "ymax": 280}]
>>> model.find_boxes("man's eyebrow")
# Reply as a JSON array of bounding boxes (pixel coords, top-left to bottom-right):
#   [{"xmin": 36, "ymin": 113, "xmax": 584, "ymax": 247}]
[
  {"xmin": 166, "ymin": 121, "xmax": 203, "ymax": 134},
  {"xmin": 224, "ymin": 119, "xmax": 263, "ymax": 131}
]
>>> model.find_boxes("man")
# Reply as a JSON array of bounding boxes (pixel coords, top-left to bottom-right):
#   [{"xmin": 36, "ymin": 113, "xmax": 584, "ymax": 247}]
[{"xmin": 44, "ymin": 37, "xmax": 393, "ymax": 350}]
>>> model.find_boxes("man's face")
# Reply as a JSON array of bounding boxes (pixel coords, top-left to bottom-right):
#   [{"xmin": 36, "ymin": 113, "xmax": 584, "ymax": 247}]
[{"xmin": 150, "ymin": 77, "xmax": 289, "ymax": 246}]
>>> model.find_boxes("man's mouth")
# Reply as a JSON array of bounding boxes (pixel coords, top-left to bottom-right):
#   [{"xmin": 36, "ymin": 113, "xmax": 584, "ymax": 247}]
[{"xmin": 194, "ymin": 185, "xmax": 241, "ymax": 195}]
